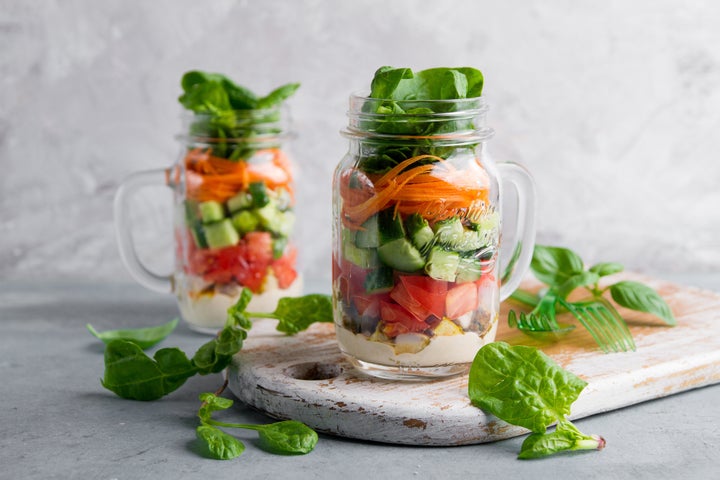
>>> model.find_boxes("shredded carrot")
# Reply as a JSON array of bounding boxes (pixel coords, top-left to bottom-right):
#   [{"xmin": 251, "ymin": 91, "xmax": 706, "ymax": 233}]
[
  {"xmin": 340, "ymin": 154, "xmax": 490, "ymax": 229},
  {"xmin": 184, "ymin": 148, "xmax": 293, "ymax": 203}
]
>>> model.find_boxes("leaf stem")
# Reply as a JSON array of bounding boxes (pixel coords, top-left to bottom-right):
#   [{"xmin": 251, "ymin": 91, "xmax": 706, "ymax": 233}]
[{"xmin": 244, "ymin": 312, "xmax": 277, "ymax": 320}]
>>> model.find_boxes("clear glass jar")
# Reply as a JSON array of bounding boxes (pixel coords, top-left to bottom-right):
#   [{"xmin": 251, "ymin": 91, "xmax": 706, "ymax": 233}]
[
  {"xmin": 115, "ymin": 106, "xmax": 302, "ymax": 333},
  {"xmin": 332, "ymin": 95, "xmax": 536, "ymax": 379}
]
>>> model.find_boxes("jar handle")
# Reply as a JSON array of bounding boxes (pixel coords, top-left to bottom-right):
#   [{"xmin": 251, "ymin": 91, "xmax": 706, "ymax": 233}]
[
  {"xmin": 113, "ymin": 168, "xmax": 174, "ymax": 294},
  {"xmin": 496, "ymin": 162, "xmax": 537, "ymax": 301}
]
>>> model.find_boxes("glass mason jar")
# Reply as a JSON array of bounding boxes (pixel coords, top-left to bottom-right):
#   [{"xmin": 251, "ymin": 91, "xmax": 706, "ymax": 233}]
[
  {"xmin": 332, "ymin": 95, "xmax": 536, "ymax": 379},
  {"xmin": 115, "ymin": 106, "xmax": 303, "ymax": 333}
]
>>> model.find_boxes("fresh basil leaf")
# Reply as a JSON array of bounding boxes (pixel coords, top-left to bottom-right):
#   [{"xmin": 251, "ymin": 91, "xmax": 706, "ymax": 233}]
[
  {"xmin": 588, "ymin": 262, "xmax": 624, "ymax": 277},
  {"xmin": 468, "ymin": 342, "xmax": 587, "ymax": 433},
  {"xmin": 531, "ymin": 245, "xmax": 585, "ymax": 287},
  {"xmin": 257, "ymin": 83, "xmax": 300, "ymax": 109},
  {"xmin": 86, "ymin": 318, "xmax": 178, "ymax": 350},
  {"xmin": 554, "ymin": 271, "xmax": 600, "ymax": 300},
  {"xmin": 101, "ymin": 340, "xmax": 196, "ymax": 401},
  {"xmin": 609, "ymin": 281, "xmax": 676, "ymax": 325},
  {"xmin": 519, "ymin": 420, "xmax": 604, "ymax": 459},
  {"xmin": 272, "ymin": 294, "xmax": 333, "ymax": 335},
  {"xmin": 196, "ymin": 425, "xmax": 245, "ymax": 460},
  {"xmin": 256, "ymin": 421, "xmax": 319, "ymax": 455}
]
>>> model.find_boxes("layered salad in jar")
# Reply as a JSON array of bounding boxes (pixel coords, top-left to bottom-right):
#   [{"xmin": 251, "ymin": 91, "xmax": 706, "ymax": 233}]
[
  {"xmin": 173, "ymin": 71, "xmax": 303, "ymax": 331},
  {"xmin": 333, "ymin": 67, "xmax": 500, "ymax": 375}
]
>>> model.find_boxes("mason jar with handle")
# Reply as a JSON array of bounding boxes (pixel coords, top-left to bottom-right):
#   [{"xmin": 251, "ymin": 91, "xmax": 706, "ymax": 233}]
[
  {"xmin": 332, "ymin": 94, "xmax": 536, "ymax": 379},
  {"xmin": 115, "ymin": 106, "xmax": 303, "ymax": 333}
]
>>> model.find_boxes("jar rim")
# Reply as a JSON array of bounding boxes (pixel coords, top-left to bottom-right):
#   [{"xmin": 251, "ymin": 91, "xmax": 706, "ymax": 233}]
[
  {"xmin": 177, "ymin": 104, "xmax": 294, "ymax": 144},
  {"xmin": 343, "ymin": 92, "xmax": 494, "ymax": 143}
]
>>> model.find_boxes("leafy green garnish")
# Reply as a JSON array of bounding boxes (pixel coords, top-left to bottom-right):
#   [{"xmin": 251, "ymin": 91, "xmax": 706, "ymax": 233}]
[
  {"xmin": 247, "ymin": 294, "xmax": 334, "ymax": 335},
  {"xmin": 99, "ymin": 289, "xmax": 332, "ymax": 401},
  {"xmin": 468, "ymin": 342, "xmax": 605, "ymax": 459},
  {"xmin": 101, "ymin": 342, "xmax": 196, "ymax": 401},
  {"xmin": 196, "ymin": 393, "xmax": 318, "ymax": 458},
  {"xmin": 508, "ymin": 245, "xmax": 676, "ymax": 348},
  {"xmin": 178, "ymin": 70, "xmax": 299, "ymax": 161},
  {"xmin": 86, "ymin": 318, "xmax": 178, "ymax": 350}
]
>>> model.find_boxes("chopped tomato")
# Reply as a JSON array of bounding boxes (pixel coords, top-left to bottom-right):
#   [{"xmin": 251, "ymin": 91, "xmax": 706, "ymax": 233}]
[
  {"xmin": 398, "ymin": 275, "xmax": 448, "ymax": 318},
  {"xmin": 352, "ymin": 292, "xmax": 389, "ymax": 318},
  {"xmin": 183, "ymin": 231, "xmax": 273, "ymax": 293},
  {"xmin": 272, "ymin": 246, "xmax": 298, "ymax": 289},
  {"xmin": 445, "ymin": 282, "xmax": 479, "ymax": 319},
  {"xmin": 390, "ymin": 282, "xmax": 432, "ymax": 321},
  {"xmin": 379, "ymin": 301, "xmax": 428, "ymax": 334}
]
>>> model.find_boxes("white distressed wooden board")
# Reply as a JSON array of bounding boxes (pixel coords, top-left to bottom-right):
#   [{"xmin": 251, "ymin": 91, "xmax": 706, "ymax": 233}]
[{"xmin": 228, "ymin": 274, "xmax": 720, "ymax": 445}]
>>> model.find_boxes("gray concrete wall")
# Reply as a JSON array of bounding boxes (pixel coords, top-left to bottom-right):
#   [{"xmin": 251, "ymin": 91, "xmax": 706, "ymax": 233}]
[{"xmin": 2, "ymin": 0, "xmax": 719, "ymax": 284}]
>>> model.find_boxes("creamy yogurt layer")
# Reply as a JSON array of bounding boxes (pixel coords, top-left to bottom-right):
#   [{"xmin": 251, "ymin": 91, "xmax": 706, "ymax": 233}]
[
  {"xmin": 178, "ymin": 273, "xmax": 304, "ymax": 331},
  {"xmin": 336, "ymin": 319, "xmax": 498, "ymax": 367}
]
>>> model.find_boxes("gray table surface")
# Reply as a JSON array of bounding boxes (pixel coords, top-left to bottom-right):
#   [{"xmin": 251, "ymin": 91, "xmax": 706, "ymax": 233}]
[{"xmin": 1, "ymin": 274, "xmax": 719, "ymax": 480}]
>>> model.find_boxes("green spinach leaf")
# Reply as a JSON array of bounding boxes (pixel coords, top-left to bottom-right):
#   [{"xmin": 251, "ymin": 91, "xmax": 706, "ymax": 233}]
[
  {"xmin": 468, "ymin": 342, "xmax": 604, "ymax": 459},
  {"xmin": 101, "ymin": 340, "xmax": 196, "ymax": 401},
  {"xmin": 468, "ymin": 342, "xmax": 587, "ymax": 433},
  {"xmin": 588, "ymin": 262, "xmax": 624, "ymax": 277},
  {"xmin": 247, "ymin": 294, "xmax": 333, "ymax": 335},
  {"xmin": 86, "ymin": 318, "xmax": 178, "ymax": 350},
  {"xmin": 196, "ymin": 425, "xmax": 246, "ymax": 460},
  {"xmin": 519, "ymin": 420, "xmax": 606, "ymax": 459},
  {"xmin": 254, "ymin": 420, "xmax": 319, "ymax": 455}
]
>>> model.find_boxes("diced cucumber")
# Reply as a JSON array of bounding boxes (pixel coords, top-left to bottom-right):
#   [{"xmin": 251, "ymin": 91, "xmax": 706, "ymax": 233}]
[
  {"xmin": 227, "ymin": 192, "xmax": 253, "ymax": 212},
  {"xmin": 405, "ymin": 213, "xmax": 434, "ymax": 251},
  {"xmin": 199, "ymin": 201, "xmax": 225, "ymax": 224},
  {"xmin": 424, "ymin": 246, "xmax": 459, "ymax": 281},
  {"xmin": 256, "ymin": 203, "xmax": 294, "ymax": 237},
  {"xmin": 275, "ymin": 187, "xmax": 292, "ymax": 211},
  {"xmin": 231, "ymin": 210, "xmax": 259, "ymax": 234},
  {"xmin": 343, "ymin": 243, "xmax": 380, "ymax": 268},
  {"xmin": 433, "ymin": 217, "xmax": 464, "ymax": 247},
  {"xmin": 452, "ymin": 230, "xmax": 486, "ymax": 252},
  {"xmin": 355, "ymin": 214, "xmax": 380, "ymax": 248},
  {"xmin": 189, "ymin": 223, "xmax": 208, "ymax": 249},
  {"xmin": 184, "ymin": 200, "xmax": 202, "ymax": 224},
  {"xmin": 378, "ymin": 208, "xmax": 405, "ymax": 244},
  {"xmin": 342, "ymin": 227, "xmax": 378, "ymax": 268},
  {"xmin": 455, "ymin": 257, "xmax": 483, "ymax": 283},
  {"xmin": 204, "ymin": 219, "xmax": 240, "ymax": 249},
  {"xmin": 249, "ymin": 182, "xmax": 270, "ymax": 208},
  {"xmin": 363, "ymin": 266, "xmax": 394, "ymax": 293},
  {"xmin": 378, "ymin": 238, "xmax": 425, "ymax": 272}
]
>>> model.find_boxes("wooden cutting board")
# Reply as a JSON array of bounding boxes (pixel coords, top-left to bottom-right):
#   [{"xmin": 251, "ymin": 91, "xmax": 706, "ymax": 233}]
[{"xmin": 227, "ymin": 273, "xmax": 720, "ymax": 445}]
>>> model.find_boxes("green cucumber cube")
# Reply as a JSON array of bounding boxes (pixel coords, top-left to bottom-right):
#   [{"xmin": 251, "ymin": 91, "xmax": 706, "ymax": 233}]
[
  {"xmin": 204, "ymin": 219, "xmax": 240, "ymax": 249},
  {"xmin": 249, "ymin": 182, "xmax": 270, "ymax": 208},
  {"xmin": 378, "ymin": 208, "xmax": 405, "ymax": 244},
  {"xmin": 199, "ymin": 201, "xmax": 225, "ymax": 224},
  {"xmin": 231, "ymin": 210, "xmax": 260, "ymax": 234},
  {"xmin": 363, "ymin": 266, "xmax": 394, "ymax": 293},
  {"xmin": 355, "ymin": 214, "xmax": 380, "ymax": 248},
  {"xmin": 405, "ymin": 213, "xmax": 434, "ymax": 251},
  {"xmin": 425, "ymin": 246, "xmax": 459, "ymax": 281},
  {"xmin": 227, "ymin": 192, "xmax": 253, "ymax": 212},
  {"xmin": 455, "ymin": 257, "xmax": 483, "ymax": 283},
  {"xmin": 377, "ymin": 238, "xmax": 425, "ymax": 272},
  {"xmin": 433, "ymin": 217, "xmax": 464, "ymax": 247}
]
